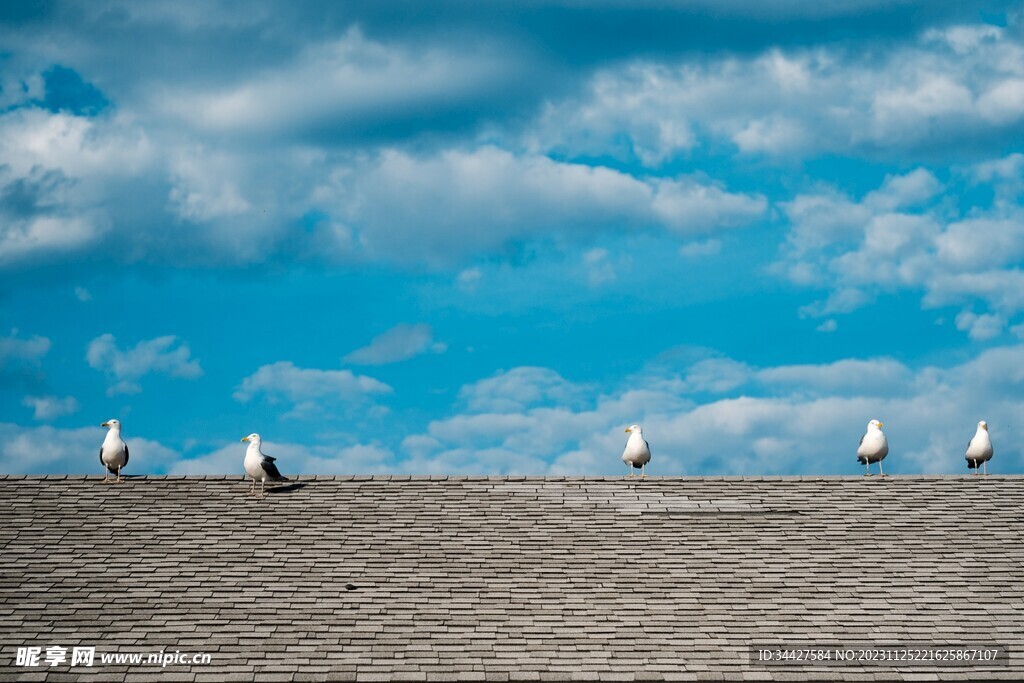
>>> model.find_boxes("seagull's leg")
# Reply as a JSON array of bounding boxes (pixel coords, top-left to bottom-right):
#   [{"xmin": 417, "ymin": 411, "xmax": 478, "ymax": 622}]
[
  {"xmin": 102, "ymin": 468, "xmax": 109, "ymax": 484},
  {"xmin": 878, "ymin": 460, "xmax": 884, "ymax": 477},
  {"xmin": 641, "ymin": 463, "xmax": 646, "ymax": 479},
  {"xmin": 116, "ymin": 465, "xmax": 123, "ymax": 483},
  {"xmin": 973, "ymin": 459, "xmax": 979, "ymax": 475},
  {"xmin": 260, "ymin": 478, "xmax": 266, "ymax": 499},
  {"xmin": 983, "ymin": 461, "xmax": 987, "ymax": 476},
  {"xmin": 248, "ymin": 478, "xmax": 256, "ymax": 496},
  {"xmin": 864, "ymin": 460, "xmax": 870, "ymax": 477}
]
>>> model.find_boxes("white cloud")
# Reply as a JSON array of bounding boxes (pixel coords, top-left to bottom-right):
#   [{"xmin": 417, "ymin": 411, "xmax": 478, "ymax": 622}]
[
  {"xmin": 955, "ymin": 310, "xmax": 1005, "ymax": 340},
  {"xmin": 458, "ymin": 366, "xmax": 589, "ymax": 414},
  {"xmin": 328, "ymin": 146, "xmax": 765, "ymax": 266},
  {"xmin": 86, "ymin": 333, "xmax": 203, "ymax": 396},
  {"xmin": 23, "ymin": 395, "xmax": 79, "ymax": 421},
  {"xmin": 0, "ymin": 422, "xmax": 179, "ymax": 475},
  {"xmin": 0, "ymin": 214, "xmax": 106, "ymax": 265},
  {"xmin": 678, "ymin": 239, "xmax": 722, "ymax": 258},
  {"xmin": 397, "ymin": 346, "xmax": 1024, "ymax": 476},
  {"xmin": 0, "ymin": 108, "xmax": 150, "ymax": 266},
  {"xmin": 167, "ymin": 145, "xmax": 253, "ymax": 221},
  {"xmin": 342, "ymin": 323, "xmax": 446, "ymax": 365},
  {"xmin": 0, "ymin": 330, "xmax": 50, "ymax": 366},
  {"xmin": 233, "ymin": 361, "xmax": 392, "ymax": 417},
  {"xmin": 526, "ymin": 24, "xmax": 1024, "ymax": 161},
  {"xmin": 581, "ymin": 247, "xmax": 617, "ymax": 286},
  {"xmin": 74, "ymin": 286, "xmax": 91, "ymax": 302},
  {"xmin": 170, "ymin": 439, "xmax": 395, "ymax": 476},
  {"xmin": 166, "ymin": 27, "xmax": 518, "ymax": 138},
  {"xmin": 778, "ymin": 168, "xmax": 1024, "ymax": 328}
]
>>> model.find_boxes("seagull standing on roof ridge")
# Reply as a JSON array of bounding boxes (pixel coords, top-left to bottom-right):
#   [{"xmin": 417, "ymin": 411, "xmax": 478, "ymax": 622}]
[
  {"xmin": 966, "ymin": 420, "xmax": 994, "ymax": 475},
  {"xmin": 241, "ymin": 433, "xmax": 288, "ymax": 498},
  {"xmin": 622, "ymin": 424, "xmax": 651, "ymax": 479},
  {"xmin": 857, "ymin": 419, "xmax": 888, "ymax": 477},
  {"xmin": 99, "ymin": 419, "xmax": 129, "ymax": 484}
]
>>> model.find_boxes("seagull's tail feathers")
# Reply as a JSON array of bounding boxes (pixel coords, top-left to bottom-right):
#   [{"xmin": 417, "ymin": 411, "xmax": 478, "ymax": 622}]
[
  {"xmin": 966, "ymin": 458, "xmax": 979, "ymax": 469},
  {"xmin": 856, "ymin": 455, "xmax": 867, "ymax": 464}
]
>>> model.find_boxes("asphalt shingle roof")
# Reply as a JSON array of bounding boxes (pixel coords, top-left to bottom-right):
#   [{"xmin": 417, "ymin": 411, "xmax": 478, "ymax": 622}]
[{"xmin": 1, "ymin": 475, "xmax": 1022, "ymax": 681}]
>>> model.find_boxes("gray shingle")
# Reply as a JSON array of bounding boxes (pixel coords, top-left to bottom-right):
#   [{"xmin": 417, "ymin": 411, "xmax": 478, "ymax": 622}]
[{"xmin": 0, "ymin": 476, "xmax": 1022, "ymax": 681}]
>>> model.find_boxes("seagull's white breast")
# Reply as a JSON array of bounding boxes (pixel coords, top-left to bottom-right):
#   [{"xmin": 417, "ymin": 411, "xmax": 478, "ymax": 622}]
[
  {"xmin": 622, "ymin": 432, "xmax": 651, "ymax": 466},
  {"xmin": 966, "ymin": 429, "xmax": 993, "ymax": 461},
  {"xmin": 857, "ymin": 428, "xmax": 888, "ymax": 461},
  {"xmin": 244, "ymin": 446, "xmax": 267, "ymax": 480},
  {"xmin": 100, "ymin": 431, "xmax": 128, "ymax": 467}
]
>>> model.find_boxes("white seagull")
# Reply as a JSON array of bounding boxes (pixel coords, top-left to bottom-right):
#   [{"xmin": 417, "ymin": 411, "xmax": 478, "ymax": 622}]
[
  {"xmin": 99, "ymin": 419, "xmax": 129, "ymax": 483},
  {"xmin": 966, "ymin": 420, "xmax": 994, "ymax": 475},
  {"xmin": 857, "ymin": 419, "xmax": 889, "ymax": 477},
  {"xmin": 622, "ymin": 424, "xmax": 652, "ymax": 478},
  {"xmin": 241, "ymin": 433, "xmax": 288, "ymax": 498}
]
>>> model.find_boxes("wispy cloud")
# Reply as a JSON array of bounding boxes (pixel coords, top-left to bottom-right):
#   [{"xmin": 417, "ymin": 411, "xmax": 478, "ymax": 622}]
[
  {"xmin": 86, "ymin": 334, "xmax": 203, "ymax": 396},
  {"xmin": 0, "ymin": 330, "xmax": 50, "ymax": 366},
  {"xmin": 22, "ymin": 395, "xmax": 79, "ymax": 421},
  {"xmin": 343, "ymin": 323, "xmax": 446, "ymax": 365}
]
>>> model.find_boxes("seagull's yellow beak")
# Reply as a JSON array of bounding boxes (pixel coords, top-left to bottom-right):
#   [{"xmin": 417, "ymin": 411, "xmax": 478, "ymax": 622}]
[
  {"xmin": 241, "ymin": 436, "xmax": 250, "ymax": 442},
  {"xmin": 877, "ymin": 421, "xmax": 883, "ymax": 427},
  {"xmin": 624, "ymin": 427, "xmax": 630, "ymax": 433},
  {"xmin": 101, "ymin": 422, "xmax": 109, "ymax": 427}
]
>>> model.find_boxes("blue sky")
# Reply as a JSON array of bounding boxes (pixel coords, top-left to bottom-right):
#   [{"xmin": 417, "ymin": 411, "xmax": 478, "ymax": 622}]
[{"xmin": 2, "ymin": 0, "xmax": 1023, "ymax": 476}]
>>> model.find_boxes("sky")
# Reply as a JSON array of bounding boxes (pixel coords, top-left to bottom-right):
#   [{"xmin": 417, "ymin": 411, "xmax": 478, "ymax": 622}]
[{"xmin": 1, "ymin": 0, "xmax": 1023, "ymax": 477}]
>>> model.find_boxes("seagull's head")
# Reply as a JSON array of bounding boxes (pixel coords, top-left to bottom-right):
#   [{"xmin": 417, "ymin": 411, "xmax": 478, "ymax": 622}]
[
  {"xmin": 979, "ymin": 420, "xmax": 988, "ymax": 431},
  {"xmin": 101, "ymin": 419, "xmax": 121, "ymax": 430},
  {"xmin": 868, "ymin": 419, "xmax": 883, "ymax": 431},
  {"xmin": 625, "ymin": 424, "xmax": 642, "ymax": 435},
  {"xmin": 241, "ymin": 433, "xmax": 261, "ymax": 444}
]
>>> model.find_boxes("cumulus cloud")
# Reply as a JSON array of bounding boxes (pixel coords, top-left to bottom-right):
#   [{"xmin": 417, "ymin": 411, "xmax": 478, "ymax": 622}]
[
  {"xmin": 397, "ymin": 346, "xmax": 1024, "ymax": 476},
  {"xmin": 526, "ymin": 24, "xmax": 1024, "ymax": 161},
  {"xmin": 86, "ymin": 333, "xmax": 203, "ymax": 395},
  {"xmin": 0, "ymin": 422, "xmax": 179, "ymax": 474},
  {"xmin": 170, "ymin": 439, "xmax": 395, "ymax": 476},
  {"xmin": 233, "ymin": 361, "xmax": 392, "ymax": 418},
  {"xmin": 458, "ymin": 366, "xmax": 590, "ymax": 414},
  {"xmin": 342, "ymin": 323, "xmax": 446, "ymax": 365},
  {"xmin": 328, "ymin": 146, "xmax": 764, "ymax": 266},
  {"xmin": 23, "ymin": 395, "xmax": 79, "ymax": 421},
  {"xmin": 777, "ymin": 166, "xmax": 1024, "ymax": 333}
]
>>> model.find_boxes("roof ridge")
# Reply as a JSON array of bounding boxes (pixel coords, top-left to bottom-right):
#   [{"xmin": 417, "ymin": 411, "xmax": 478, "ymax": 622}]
[{"xmin": 3, "ymin": 474, "xmax": 1023, "ymax": 480}]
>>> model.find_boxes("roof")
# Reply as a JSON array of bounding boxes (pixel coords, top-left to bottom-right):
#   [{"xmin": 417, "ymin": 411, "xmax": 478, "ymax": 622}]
[{"xmin": 1, "ymin": 475, "xmax": 1022, "ymax": 682}]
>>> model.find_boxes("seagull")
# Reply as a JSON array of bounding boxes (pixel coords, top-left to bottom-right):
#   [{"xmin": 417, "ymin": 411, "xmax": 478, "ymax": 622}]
[
  {"xmin": 241, "ymin": 433, "xmax": 288, "ymax": 498},
  {"xmin": 966, "ymin": 420, "xmax": 994, "ymax": 475},
  {"xmin": 99, "ymin": 419, "xmax": 129, "ymax": 483},
  {"xmin": 622, "ymin": 424, "xmax": 652, "ymax": 478},
  {"xmin": 857, "ymin": 419, "xmax": 889, "ymax": 477}
]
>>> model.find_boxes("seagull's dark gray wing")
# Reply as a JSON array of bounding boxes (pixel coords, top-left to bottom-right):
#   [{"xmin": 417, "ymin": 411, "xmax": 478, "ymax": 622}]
[
  {"xmin": 261, "ymin": 457, "xmax": 286, "ymax": 480},
  {"xmin": 123, "ymin": 444, "xmax": 129, "ymax": 467},
  {"xmin": 99, "ymin": 447, "xmax": 104, "ymax": 465},
  {"xmin": 859, "ymin": 434, "xmax": 865, "ymax": 446}
]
